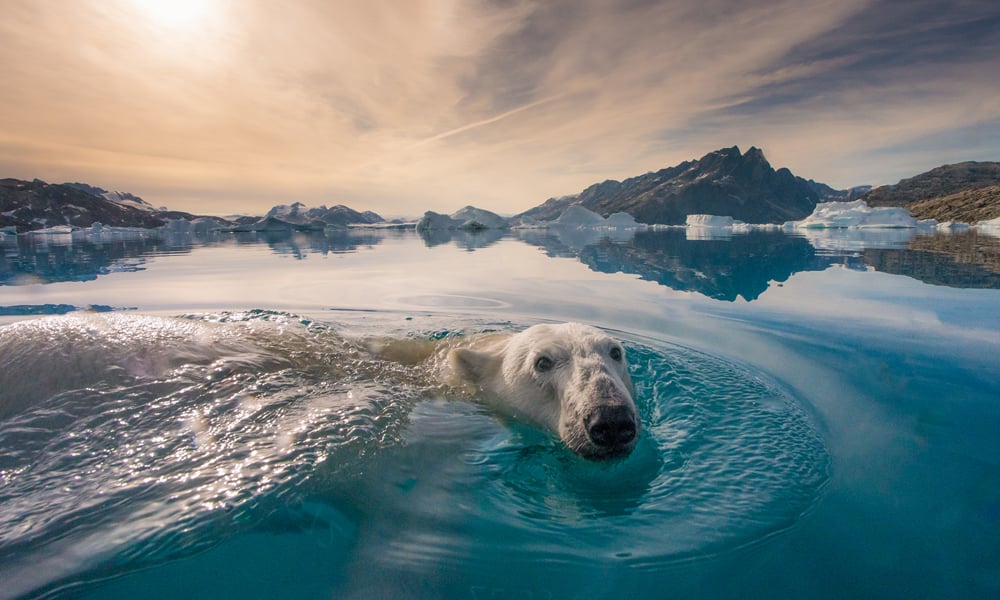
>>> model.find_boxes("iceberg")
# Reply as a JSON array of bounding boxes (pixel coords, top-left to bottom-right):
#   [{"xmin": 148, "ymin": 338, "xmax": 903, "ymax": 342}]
[
  {"xmin": 685, "ymin": 214, "xmax": 759, "ymax": 240},
  {"xmin": 936, "ymin": 221, "xmax": 971, "ymax": 232},
  {"xmin": 554, "ymin": 205, "xmax": 607, "ymax": 227},
  {"xmin": 548, "ymin": 206, "xmax": 646, "ymax": 231},
  {"xmin": 789, "ymin": 200, "xmax": 918, "ymax": 229},
  {"xmin": 449, "ymin": 206, "xmax": 509, "ymax": 230},
  {"xmin": 161, "ymin": 217, "xmax": 225, "ymax": 234},
  {"xmin": 976, "ymin": 216, "xmax": 1000, "ymax": 238},
  {"xmin": 605, "ymin": 212, "xmax": 641, "ymax": 228},
  {"xmin": 686, "ymin": 214, "xmax": 743, "ymax": 228},
  {"xmin": 26, "ymin": 225, "xmax": 76, "ymax": 235},
  {"xmin": 416, "ymin": 206, "xmax": 508, "ymax": 231}
]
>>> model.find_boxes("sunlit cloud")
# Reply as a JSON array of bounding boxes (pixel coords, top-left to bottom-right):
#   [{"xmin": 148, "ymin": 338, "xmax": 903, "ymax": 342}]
[{"xmin": 0, "ymin": 0, "xmax": 997, "ymax": 216}]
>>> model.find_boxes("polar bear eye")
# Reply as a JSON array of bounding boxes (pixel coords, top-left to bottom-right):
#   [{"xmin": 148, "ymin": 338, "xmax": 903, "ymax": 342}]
[
  {"xmin": 609, "ymin": 346, "xmax": 623, "ymax": 361},
  {"xmin": 534, "ymin": 356, "xmax": 554, "ymax": 372}
]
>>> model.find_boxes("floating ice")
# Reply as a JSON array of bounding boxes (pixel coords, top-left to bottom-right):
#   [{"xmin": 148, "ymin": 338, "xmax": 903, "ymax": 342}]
[
  {"xmin": 686, "ymin": 214, "xmax": 743, "ymax": 228},
  {"xmin": 26, "ymin": 225, "xmax": 76, "ymax": 235},
  {"xmin": 605, "ymin": 212, "xmax": 641, "ymax": 228},
  {"xmin": 161, "ymin": 217, "xmax": 223, "ymax": 234},
  {"xmin": 548, "ymin": 206, "xmax": 646, "ymax": 230},
  {"xmin": 554, "ymin": 205, "xmax": 607, "ymax": 227},
  {"xmin": 416, "ymin": 206, "xmax": 508, "ymax": 231},
  {"xmin": 789, "ymin": 200, "xmax": 918, "ymax": 229},
  {"xmin": 976, "ymin": 216, "xmax": 1000, "ymax": 238},
  {"xmin": 936, "ymin": 221, "xmax": 971, "ymax": 232}
]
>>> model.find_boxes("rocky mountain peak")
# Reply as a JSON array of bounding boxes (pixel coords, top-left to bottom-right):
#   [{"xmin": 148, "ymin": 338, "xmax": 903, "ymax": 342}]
[{"xmin": 516, "ymin": 146, "xmax": 843, "ymax": 225}]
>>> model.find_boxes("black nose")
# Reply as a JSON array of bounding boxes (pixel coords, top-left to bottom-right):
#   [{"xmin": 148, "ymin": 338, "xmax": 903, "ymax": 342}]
[{"xmin": 585, "ymin": 405, "xmax": 637, "ymax": 448}]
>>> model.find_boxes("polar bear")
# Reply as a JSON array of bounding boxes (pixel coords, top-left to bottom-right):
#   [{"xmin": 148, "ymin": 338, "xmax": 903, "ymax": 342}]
[
  {"xmin": 1, "ymin": 315, "xmax": 639, "ymax": 461},
  {"xmin": 445, "ymin": 322, "xmax": 639, "ymax": 461}
]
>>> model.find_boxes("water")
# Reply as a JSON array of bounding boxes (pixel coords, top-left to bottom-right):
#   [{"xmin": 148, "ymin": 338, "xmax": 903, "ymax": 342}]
[{"xmin": 1, "ymin": 226, "xmax": 999, "ymax": 599}]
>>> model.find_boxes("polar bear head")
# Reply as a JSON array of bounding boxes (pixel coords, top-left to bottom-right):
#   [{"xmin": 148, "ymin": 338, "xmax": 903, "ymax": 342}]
[{"xmin": 448, "ymin": 323, "xmax": 639, "ymax": 461}]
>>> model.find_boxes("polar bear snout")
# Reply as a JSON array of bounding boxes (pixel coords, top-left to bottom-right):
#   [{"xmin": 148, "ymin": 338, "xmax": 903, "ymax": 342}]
[
  {"xmin": 584, "ymin": 404, "xmax": 637, "ymax": 452},
  {"xmin": 447, "ymin": 322, "xmax": 642, "ymax": 461}
]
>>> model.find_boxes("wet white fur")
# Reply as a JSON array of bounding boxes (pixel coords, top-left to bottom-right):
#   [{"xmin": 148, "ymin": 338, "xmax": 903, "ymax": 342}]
[
  {"xmin": 0, "ymin": 316, "xmax": 638, "ymax": 458},
  {"xmin": 447, "ymin": 322, "xmax": 638, "ymax": 459}
]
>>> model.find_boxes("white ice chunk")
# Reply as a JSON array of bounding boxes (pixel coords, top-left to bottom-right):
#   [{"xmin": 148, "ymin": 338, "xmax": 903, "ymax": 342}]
[
  {"xmin": 686, "ymin": 214, "xmax": 744, "ymax": 228},
  {"xmin": 449, "ymin": 205, "xmax": 509, "ymax": 229},
  {"xmin": 790, "ymin": 200, "xmax": 918, "ymax": 229},
  {"xmin": 554, "ymin": 205, "xmax": 607, "ymax": 227},
  {"xmin": 975, "ymin": 216, "xmax": 1000, "ymax": 238},
  {"xmin": 936, "ymin": 221, "xmax": 971, "ymax": 232}
]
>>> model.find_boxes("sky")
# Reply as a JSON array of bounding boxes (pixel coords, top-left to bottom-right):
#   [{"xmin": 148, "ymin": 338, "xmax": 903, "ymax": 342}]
[{"xmin": 1, "ymin": 0, "xmax": 998, "ymax": 217}]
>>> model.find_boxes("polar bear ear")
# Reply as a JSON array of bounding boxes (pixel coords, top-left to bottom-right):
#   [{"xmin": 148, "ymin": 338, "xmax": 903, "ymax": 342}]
[{"xmin": 449, "ymin": 347, "xmax": 498, "ymax": 383}]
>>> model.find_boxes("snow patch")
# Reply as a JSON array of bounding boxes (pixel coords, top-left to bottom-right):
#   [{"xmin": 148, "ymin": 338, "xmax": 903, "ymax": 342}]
[{"xmin": 102, "ymin": 191, "xmax": 156, "ymax": 212}]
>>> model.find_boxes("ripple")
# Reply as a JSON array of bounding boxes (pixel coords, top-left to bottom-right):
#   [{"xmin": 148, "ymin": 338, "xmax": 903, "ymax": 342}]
[
  {"xmin": 0, "ymin": 314, "xmax": 830, "ymax": 597},
  {"xmin": 344, "ymin": 336, "xmax": 831, "ymax": 571},
  {"xmin": 396, "ymin": 293, "xmax": 510, "ymax": 309},
  {"xmin": 0, "ymin": 312, "xmax": 424, "ymax": 598}
]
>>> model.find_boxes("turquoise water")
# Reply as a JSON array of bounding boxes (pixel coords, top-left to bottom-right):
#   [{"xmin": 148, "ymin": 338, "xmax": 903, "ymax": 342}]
[{"xmin": 1, "ymin": 227, "xmax": 999, "ymax": 599}]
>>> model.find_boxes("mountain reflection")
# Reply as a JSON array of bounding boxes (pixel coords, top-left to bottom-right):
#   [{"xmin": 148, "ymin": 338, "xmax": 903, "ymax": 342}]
[
  {"xmin": 518, "ymin": 228, "xmax": 1000, "ymax": 300},
  {"xmin": 417, "ymin": 227, "xmax": 506, "ymax": 250},
  {"xmin": 518, "ymin": 229, "xmax": 846, "ymax": 301},
  {"xmin": 3, "ymin": 226, "xmax": 998, "ymax": 300},
  {"xmin": 0, "ymin": 228, "xmax": 387, "ymax": 284},
  {"xmin": 863, "ymin": 231, "xmax": 1000, "ymax": 288},
  {"xmin": 1, "ymin": 229, "xmax": 223, "ymax": 285},
  {"xmin": 233, "ymin": 230, "xmax": 386, "ymax": 259}
]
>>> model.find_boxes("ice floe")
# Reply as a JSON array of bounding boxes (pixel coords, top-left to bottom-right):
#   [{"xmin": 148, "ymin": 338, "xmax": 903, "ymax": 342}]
[{"xmin": 788, "ymin": 200, "xmax": 918, "ymax": 229}]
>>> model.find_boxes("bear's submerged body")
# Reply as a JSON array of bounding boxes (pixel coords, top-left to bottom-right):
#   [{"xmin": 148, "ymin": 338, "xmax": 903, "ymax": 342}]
[{"xmin": 0, "ymin": 314, "xmax": 639, "ymax": 460}]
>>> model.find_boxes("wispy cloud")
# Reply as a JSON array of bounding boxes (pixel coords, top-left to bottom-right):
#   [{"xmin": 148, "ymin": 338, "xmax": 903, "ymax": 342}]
[{"xmin": 0, "ymin": 0, "xmax": 997, "ymax": 215}]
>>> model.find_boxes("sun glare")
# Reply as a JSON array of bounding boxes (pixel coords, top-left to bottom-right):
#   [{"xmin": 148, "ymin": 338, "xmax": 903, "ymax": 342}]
[{"xmin": 131, "ymin": 0, "xmax": 212, "ymax": 30}]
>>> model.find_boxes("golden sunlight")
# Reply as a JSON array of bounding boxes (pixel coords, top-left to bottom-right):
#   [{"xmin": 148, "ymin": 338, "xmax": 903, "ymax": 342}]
[{"xmin": 131, "ymin": 0, "xmax": 213, "ymax": 30}]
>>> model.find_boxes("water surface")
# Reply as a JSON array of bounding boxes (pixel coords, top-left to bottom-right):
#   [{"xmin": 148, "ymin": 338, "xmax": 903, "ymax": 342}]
[{"xmin": 1, "ymin": 227, "xmax": 998, "ymax": 599}]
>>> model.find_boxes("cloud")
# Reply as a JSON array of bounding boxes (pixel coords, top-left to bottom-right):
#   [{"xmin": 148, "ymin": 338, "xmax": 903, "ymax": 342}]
[{"xmin": 0, "ymin": 0, "xmax": 998, "ymax": 215}]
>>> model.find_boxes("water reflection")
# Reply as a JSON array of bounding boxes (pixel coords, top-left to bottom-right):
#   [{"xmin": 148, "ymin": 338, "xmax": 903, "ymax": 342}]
[
  {"xmin": 518, "ymin": 229, "xmax": 850, "ymax": 301},
  {"xmin": 232, "ymin": 230, "xmax": 388, "ymax": 259},
  {"xmin": 3, "ymin": 226, "xmax": 998, "ymax": 300},
  {"xmin": 0, "ymin": 229, "xmax": 221, "ymax": 285},
  {"xmin": 864, "ymin": 231, "xmax": 1000, "ymax": 288},
  {"xmin": 517, "ymin": 228, "xmax": 1000, "ymax": 300},
  {"xmin": 0, "ymin": 229, "xmax": 387, "ymax": 284},
  {"xmin": 417, "ymin": 227, "xmax": 506, "ymax": 250}
]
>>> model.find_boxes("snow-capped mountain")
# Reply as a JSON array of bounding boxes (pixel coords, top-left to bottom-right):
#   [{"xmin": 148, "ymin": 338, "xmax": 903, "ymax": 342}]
[
  {"xmin": 2, "ymin": 179, "xmax": 168, "ymax": 232},
  {"xmin": 0, "ymin": 179, "xmax": 228, "ymax": 233},
  {"xmin": 64, "ymin": 183, "xmax": 160, "ymax": 211}
]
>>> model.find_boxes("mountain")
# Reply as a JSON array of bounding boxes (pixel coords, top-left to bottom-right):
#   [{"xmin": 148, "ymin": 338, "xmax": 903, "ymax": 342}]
[
  {"xmin": 64, "ymin": 183, "xmax": 161, "ymax": 212},
  {"xmin": 905, "ymin": 185, "xmax": 1000, "ymax": 224},
  {"xmin": 857, "ymin": 162, "xmax": 1000, "ymax": 223},
  {"xmin": 860, "ymin": 161, "xmax": 1000, "ymax": 208},
  {"xmin": 1, "ymin": 178, "xmax": 169, "ymax": 232},
  {"xmin": 516, "ymin": 146, "xmax": 845, "ymax": 225}
]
